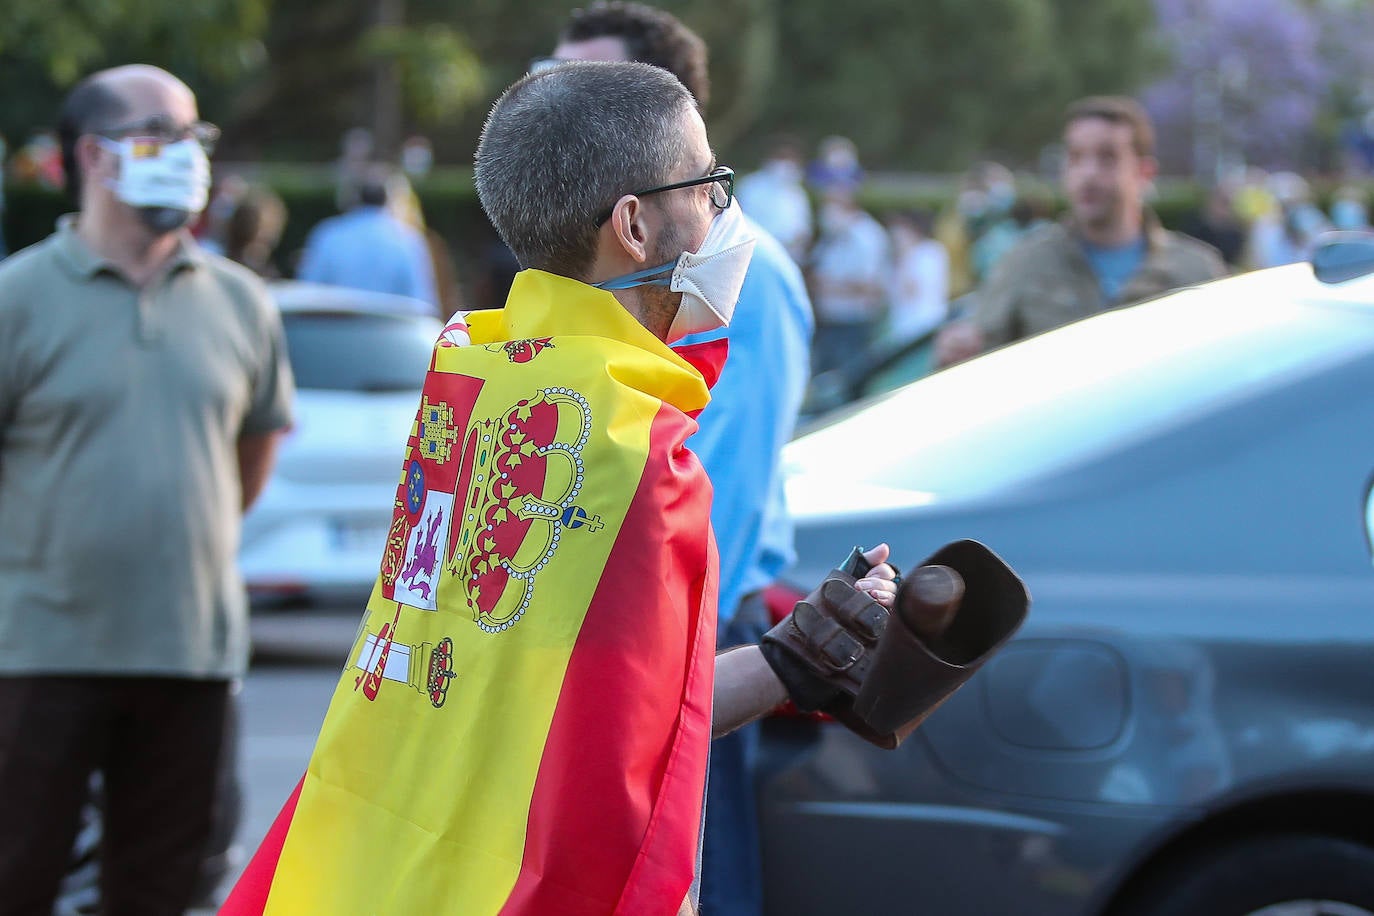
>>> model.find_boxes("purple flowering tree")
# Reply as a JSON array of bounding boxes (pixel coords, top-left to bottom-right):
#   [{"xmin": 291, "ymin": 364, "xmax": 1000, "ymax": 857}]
[{"xmin": 1143, "ymin": 0, "xmax": 1329, "ymax": 176}]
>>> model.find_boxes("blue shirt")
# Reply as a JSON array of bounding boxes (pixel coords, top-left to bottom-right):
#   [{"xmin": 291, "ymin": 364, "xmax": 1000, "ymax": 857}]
[
  {"xmin": 680, "ymin": 216, "xmax": 814, "ymax": 624},
  {"xmin": 1082, "ymin": 236, "xmax": 1147, "ymax": 302},
  {"xmin": 298, "ymin": 206, "xmax": 438, "ymax": 307}
]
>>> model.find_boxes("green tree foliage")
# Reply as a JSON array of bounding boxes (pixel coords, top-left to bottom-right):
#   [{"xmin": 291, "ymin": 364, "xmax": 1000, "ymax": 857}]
[
  {"xmin": 747, "ymin": 0, "xmax": 1162, "ymax": 169},
  {"xmin": 0, "ymin": 0, "xmax": 268, "ymax": 148},
  {"xmin": 441, "ymin": 0, "xmax": 1161, "ymax": 170},
  {"xmin": 1, "ymin": 0, "xmax": 1163, "ymax": 171},
  {"xmin": 0, "ymin": 0, "xmax": 268, "ymax": 86}
]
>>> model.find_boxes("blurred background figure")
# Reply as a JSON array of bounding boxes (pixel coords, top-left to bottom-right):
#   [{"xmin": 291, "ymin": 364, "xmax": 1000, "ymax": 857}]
[
  {"xmin": 1248, "ymin": 171, "xmax": 1330, "ymax": 268},
  {"xmin": 400, "ymin": 134, "xmax": 433, "ymax": 179},
  {"xmin": 806, "ymin": 134, "xmax": 863, "ymax": 195},
  {"xmin": 885, "ymin": 208, "xmax": 948, "ymax": 344},
  {"xmin": 385, "ymin": 168, "xmax": 463, "ymax": 317},
  {"xmin": 223, "ymin": 186, "xmax": 288, "ymax": 279},
  {"xmin": 0, "ymin": 132, "xmax": 8, "ymax": 260},
  {"xmin": 935, "ymin": 96, "xmax": 1226, "ymax": 367},
  {"xmin": 297, "ymin": 163, "xmax": 439, "ymax": 310},
  {"xmin": 940, "ymin": 160, "xmax": 1019, "ymax": 295},
  {"xmin": 1340, "ymin": 109, "xmax": 1374, "ymax": 177},
  {"xmin": 807, "ymin": 182, "xmax": 890, "ymax": 375},
  {"xmin": 1330, "ymin": 185, "xmax": 1371, "ymax": 233},
  {"xmin": 737, "ymin": 134, "xmax": 813, "ymax": 264},
  {"xmin": 1182, "ymin": 183, "xmax": 1247, "ymax": 269},
  {"xmin": 1231, "ymin": 167, "xmax": 1275, "ymax": 230},
  {"xmin": 10, "ymin": 129, "xmax": 65, "ymax": 189},
  {"xmin": 333, "ymin": 126, "xmax": 374, "ymax": 211},
  {"xmin": 195, "ymin": 172, "xmax": 249, "ymax": 254}
]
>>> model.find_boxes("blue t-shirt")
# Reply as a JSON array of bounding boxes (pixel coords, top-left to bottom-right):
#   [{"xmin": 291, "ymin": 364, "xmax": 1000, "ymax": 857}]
[
  {"xmin": 1082, "ymin": 236, "xmax": 1146, "ymax": 302},
  {"xmin": 679, "ymin": 216, "xmax": 815, "ymax": 624},
  {"xmin": 298, "ymin": 207, "xmax": 439, "ymax": 308}
]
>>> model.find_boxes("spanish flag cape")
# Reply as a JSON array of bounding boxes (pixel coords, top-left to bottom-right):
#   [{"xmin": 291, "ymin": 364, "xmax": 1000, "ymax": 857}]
[{"xmin": 224, "ymin": 270, "xmax": 721, "ymax": 915}]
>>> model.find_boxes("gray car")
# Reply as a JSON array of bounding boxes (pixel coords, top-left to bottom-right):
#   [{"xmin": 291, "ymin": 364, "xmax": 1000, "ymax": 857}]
[{"xmin": 761, "ymin": 247, "xmax": 1374, "ymax": 915}]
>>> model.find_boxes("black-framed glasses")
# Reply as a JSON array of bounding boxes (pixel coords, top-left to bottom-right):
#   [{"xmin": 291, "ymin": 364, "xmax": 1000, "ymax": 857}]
[
  {"xmin": 96, "ymin": 115, "xmax": 221, "ymax": 154},
  {"xmin": 596, "ymin": 165, "xmax": 735, "ymax": 226}
]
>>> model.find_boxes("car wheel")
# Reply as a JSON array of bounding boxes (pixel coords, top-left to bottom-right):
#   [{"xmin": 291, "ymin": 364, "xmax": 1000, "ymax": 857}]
[{"xmin": 1118, "ymin": 835, "xmax": 1374, "ymax": 916}]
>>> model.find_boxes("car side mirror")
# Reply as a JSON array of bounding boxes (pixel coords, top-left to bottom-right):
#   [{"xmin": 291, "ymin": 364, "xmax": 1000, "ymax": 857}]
[{"xmin": 1311, "ymin": 231, "xmax": 1374, "ymax": 285}]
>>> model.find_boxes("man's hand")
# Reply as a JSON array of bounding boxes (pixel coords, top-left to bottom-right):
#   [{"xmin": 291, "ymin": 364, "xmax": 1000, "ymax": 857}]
[
  {"xmin": 710, "ymin": 543, "xmax": 898, "ymax": 740},
  {"xmin": 933, "ymin": 320, "xmax": 984, "ymax": 368},
  {"xmin": 855, "ymin": 542, "xmax": 899, "ymax": 608}
]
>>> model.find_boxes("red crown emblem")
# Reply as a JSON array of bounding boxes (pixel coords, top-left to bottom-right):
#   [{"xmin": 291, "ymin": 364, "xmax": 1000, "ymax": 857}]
[{"xmin": 447, "ymin": 387, "xmax": 599, "ymax": 632}]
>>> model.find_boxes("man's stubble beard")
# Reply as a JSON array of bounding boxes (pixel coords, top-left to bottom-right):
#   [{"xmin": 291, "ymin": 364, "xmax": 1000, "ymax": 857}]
[
  {"xmin": 1073, "ymin": 189, "xmax": 1123, "ymax": 235},
  {"xmin": 643, "ymin": 218, "xmax": 687, "ymax": 336}
]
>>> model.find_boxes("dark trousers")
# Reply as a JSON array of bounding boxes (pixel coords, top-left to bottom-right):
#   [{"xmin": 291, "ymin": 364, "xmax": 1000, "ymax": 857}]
[
  {"xmin": 700, "ymin": 593, "xmax": 772, "ymax": 916},
  {"xmin": 0, "ymin": 676, "xmax": 229, "ymax": 916}
]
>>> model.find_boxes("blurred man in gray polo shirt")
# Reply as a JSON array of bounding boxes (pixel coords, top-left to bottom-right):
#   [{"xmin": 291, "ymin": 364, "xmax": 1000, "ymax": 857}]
[{"xmin": 0, "ymin": 64, "xmax": 293, "ymax": 915}]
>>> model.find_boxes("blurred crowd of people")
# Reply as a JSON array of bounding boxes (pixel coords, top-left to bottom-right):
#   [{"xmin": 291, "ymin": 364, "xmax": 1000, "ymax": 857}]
[
  {"xmin": 0, "ymin": 124, "xmax": 463, "ymax": 319},
  {"xmin": 189, "ymin": 127, "xmax": 463, "ymax": 318},
  {"xmin": 727, "ymin": 120, "xmax": 1374, "ymax": 384},
  {"xmin": 2, "ymin": 117, "xmax": 1371, "ymax": 368}
]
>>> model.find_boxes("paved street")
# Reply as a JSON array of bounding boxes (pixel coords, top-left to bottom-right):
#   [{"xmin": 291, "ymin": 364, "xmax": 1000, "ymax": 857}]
[{"xmin": 214, "ymin": 610, "xmax": 362, "ymax": 902}]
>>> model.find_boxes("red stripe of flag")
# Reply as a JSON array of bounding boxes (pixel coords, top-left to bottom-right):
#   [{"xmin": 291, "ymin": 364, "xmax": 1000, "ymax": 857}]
[
  {"xmin": 499, "ymin": 404, "xmax": 717, "ymax": 915},
  {"xmin": 219, "ymin": 777, "xmax": 304, "ymax": 915}
]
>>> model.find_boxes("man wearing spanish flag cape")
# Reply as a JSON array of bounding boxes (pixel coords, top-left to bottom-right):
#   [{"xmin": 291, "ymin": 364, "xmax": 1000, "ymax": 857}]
[{"xmin": 225, "ymin": 61, "xmax": 1028, "ymax": 916}]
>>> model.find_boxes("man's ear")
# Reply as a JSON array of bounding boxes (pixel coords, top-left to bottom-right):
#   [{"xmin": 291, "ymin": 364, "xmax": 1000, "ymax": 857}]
[
  {"xmin": 77, "ymin": 134, "xmax": 111, "ymax": 180},
  {"xmin": 1139, "ymin": 155, "xmax": 1159, "ymax": 185},
  {"xmin": 605, "ymin": 195, "xmax": 651, "ymax": 265}
]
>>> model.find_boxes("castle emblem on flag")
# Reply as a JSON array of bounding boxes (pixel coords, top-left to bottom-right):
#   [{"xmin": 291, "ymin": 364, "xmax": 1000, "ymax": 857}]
[{"xmin": 418, "ymin": 397, "xmax": 460, "ymax": 463}]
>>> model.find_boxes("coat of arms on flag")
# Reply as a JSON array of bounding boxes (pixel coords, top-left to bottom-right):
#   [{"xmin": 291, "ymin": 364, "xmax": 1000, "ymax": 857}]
[
  {"xmin": 379, "ymin": 366, "xmax": 601, "ymax": 634},
  {"xmin": 380, "ymin": 375, "xmax": 483, "ymax": 611}
]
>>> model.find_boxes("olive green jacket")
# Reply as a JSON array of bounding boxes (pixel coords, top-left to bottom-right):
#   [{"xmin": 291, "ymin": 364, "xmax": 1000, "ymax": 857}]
[{"xmin": 972, "ymin": 213, "xmax": 1227, "ymax": 348}]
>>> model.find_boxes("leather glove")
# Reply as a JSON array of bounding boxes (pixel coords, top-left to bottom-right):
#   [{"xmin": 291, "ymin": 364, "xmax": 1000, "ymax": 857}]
[
  {"xmin": 758, "ymin": 547, "xmax": 888, "ymax": 714},
  {"xmin": 760, "ymin": 540, "xmax": 1029, "ymax": 748}
]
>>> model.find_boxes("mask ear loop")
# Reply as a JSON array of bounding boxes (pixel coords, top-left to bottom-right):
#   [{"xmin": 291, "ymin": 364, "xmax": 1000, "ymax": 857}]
[{"xmin": 593, "ymin": 260, "xmax": 677, "ymax": 291}]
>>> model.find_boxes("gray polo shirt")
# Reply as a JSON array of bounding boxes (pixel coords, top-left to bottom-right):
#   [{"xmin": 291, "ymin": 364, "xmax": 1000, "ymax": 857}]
[{"xmin": 0, "ymin": 218, "xmax": 294, "ymax": 679}]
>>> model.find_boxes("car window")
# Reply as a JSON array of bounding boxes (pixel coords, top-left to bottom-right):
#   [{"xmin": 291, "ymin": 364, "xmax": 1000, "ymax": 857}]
[
  {"xmin": 283, "ymin": 312, "xmax": 440, "ymax": 392},
  {"xmin": 860, "ymin": 336, "xmax": 937, "ymax": 399},
  {"xmin": 789, "ymin": 288, "xmax": 1374, "ymax": 498}
]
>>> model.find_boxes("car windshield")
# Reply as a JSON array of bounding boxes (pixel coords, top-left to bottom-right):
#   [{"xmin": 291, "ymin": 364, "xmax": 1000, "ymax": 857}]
[
  {"xmin": 787, "ymin": 282, "xmax": 1374, "ymax": 500},
  {"xmin": 283, "ymin": 312, "xmax": 439, "ymax": 392}
]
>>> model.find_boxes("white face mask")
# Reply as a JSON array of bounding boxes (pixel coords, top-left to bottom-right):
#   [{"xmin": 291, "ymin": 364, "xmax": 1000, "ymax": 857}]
[
  {"xmin": 596, "ymin": 201, "xmax": 756, "ymax": 344},
  {"xmin": 100, "ymin": 137, "xmax": 211, "ymax": 231}
]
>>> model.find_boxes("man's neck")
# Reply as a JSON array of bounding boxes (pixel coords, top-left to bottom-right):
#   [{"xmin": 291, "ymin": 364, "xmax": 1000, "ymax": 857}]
[
  {"xmin": 75, "ymin": 205, "xmax": 181, "ymax": 287},
  {"xmin": 586, "ymin": 253, "xmax": 674, "ymax": 343},
  {"xmin": 1076, "ymin": 212, "xmax": 1145, "ymax": 248}
]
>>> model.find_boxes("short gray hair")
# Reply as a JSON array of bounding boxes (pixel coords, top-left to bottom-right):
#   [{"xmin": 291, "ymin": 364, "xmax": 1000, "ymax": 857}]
[{"xmin": 475, "ymin": 61, "xmax": 694, "ymax": 278}]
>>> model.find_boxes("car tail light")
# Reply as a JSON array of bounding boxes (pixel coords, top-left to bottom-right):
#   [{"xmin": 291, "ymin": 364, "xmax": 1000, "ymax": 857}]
[{"xmin": 248, "ymin": 580, "xmax": 308, "ymax": 599}]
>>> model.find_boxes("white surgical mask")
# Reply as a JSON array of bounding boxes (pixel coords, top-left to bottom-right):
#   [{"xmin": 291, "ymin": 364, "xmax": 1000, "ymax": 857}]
[
  {"xmin": 100, "ymin": 137, "xmax": 211, "ymax": 232},
  {"xmin": 596, "ymin": 201, "xmax": 756, "ymax": 344}
]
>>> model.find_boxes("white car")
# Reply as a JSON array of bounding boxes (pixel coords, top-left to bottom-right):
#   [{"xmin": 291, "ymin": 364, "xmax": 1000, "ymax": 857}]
[{"xmin": 240, "ymin": 282, "xmax": 441, "ymax": 607}]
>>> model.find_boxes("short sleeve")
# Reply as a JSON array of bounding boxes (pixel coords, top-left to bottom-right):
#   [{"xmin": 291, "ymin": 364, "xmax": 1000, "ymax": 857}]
[{"xmin": 240, "ymin": 294, "xmax": 296, "ymax": 438}]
